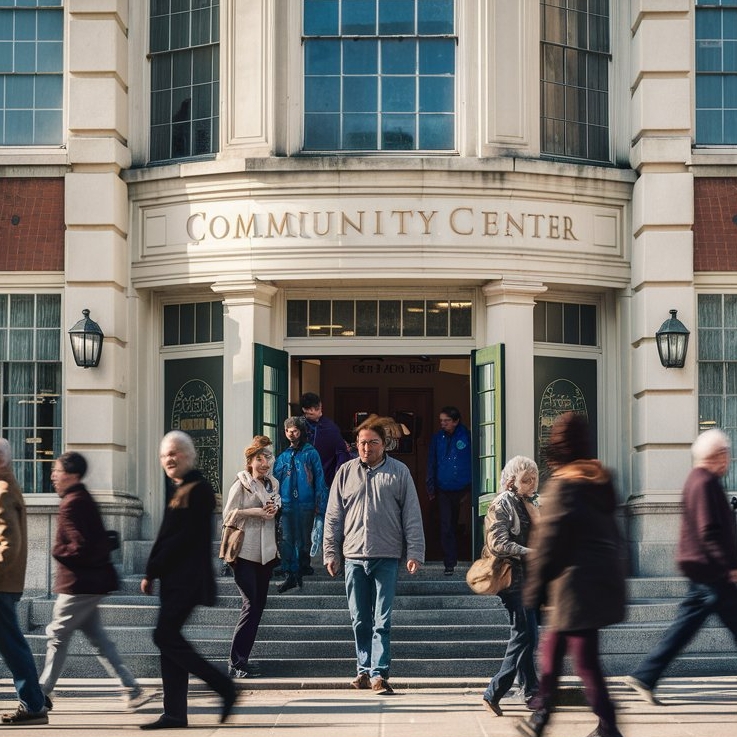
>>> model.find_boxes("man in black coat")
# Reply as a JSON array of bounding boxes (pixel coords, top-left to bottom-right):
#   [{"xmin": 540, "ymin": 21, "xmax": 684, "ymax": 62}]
[
  {"xmin": 140, "ymin": 431, "xmax": 235, "ymax": 730},
  {"xmin": 39, "ymin": 452, "xmax": 146, "ymax": 710}
]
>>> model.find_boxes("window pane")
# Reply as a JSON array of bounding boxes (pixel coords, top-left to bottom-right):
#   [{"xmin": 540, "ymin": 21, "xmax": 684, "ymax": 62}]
[
  {"xmin": 343, "ymin": 38, "xmax": 377, "ymax": 74},
  {"xmin": 450, "ymin": 300, "xmax": 472, "ymax": 336},
  {"xmin": 382, "ymin": 39, "xmax": 416, "ymax": 74},
  {"xmin": 210, "ymin": 300, "xmax": 223, "ymax": 342},
  {"xmin": 179, "ymin": 303, "xmax": 195, "ymax": 344},
  {"xmin": 418, "ymin": 0, "xmax": 454, "ymax": 34},
  {"xmin": 304, "ymin": 113, "xmax": 340, "ymax": 149},
  {"xmin": 699, "ymin": 294, "xmax": 722, "ymax": 327},
  {"xmin": 379, "ymin": 300, "xmax": 401, "ymax": 336},
  {"xmin": 309, "ymin": 300, "xmax": 331, "ymax": 336},
  {"xmin": 343, "ymin": 113, "xmax": 377, "ymax": 149},
  {"xmin": 403, "ymin": 300, "xmax": 424, "ymax": 336},
  {"xmin": 332, "ymin": 300, "xmax": 355, "ymax": 336},
  {"xmin": 356, "ymin": 300, "xmax": 378, "ymax": 336},
  {"xmin": 382, "ymin": 113, "xmax": 415, "ymax": 149},
  {"xmin": 195, "ymin": 302, "xmax": 211, "ymax": 343},
  {"xmin": 287, "ymin": 300, "xmax": 308, "ymax": 337},
  {"xmin": 418, "ymin": 113, "xmax": 453, "ymax": 149},
  {"xmin": 427, "ymin": 300, "xmax": 448, "ymax": 337},
  {"xmin": 164, "ymin": 304, "xmax": 179, "ymax": 345},
  {"xmin": 342, "ymin": 0, "xmax": 376, "ymax": 35},
  {"xmin": 379, "ymin": 0, "xmax": 414, "ymax": 34},
  {"xmin": 383, "ymin": 76, "xmax": 415, "ymax": 112},
  {"xmin": 304, "ymin": 0, "xmax": 339, "ymax": 35}
]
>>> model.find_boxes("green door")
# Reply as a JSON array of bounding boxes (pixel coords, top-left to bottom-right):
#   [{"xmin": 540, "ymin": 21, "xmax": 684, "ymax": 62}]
[
  {"xmin": 254, "ymin": 343, "xmax": 289, "ymax": 447},
  {"xmin": 471, "ymin": 344, "xmax": 505, "ymax": 557}
]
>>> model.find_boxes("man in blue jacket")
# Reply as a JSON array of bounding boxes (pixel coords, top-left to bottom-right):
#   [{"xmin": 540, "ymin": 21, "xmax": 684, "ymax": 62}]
[{"xmin": 426, "ymin": 406, "xmax": 473, "ymax": 575}]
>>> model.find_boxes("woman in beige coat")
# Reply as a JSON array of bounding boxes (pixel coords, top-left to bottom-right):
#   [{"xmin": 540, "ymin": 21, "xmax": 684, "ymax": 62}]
[{"xmin": 222, "ymin": 435, "xmax": 281, "ymax": 679}]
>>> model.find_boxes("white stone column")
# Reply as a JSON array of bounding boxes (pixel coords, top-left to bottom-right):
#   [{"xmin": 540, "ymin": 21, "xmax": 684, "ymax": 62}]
[
  {"xmin": 482, "ymin": 279, "xmax": 546, "ymax": 459},
  {"xmin": 628, "ymin": 1, "xmax": 695, "ymax": 575},
  {"xmin": 211, "ymin": 280, "xmax": 279, "ymax": 482}
]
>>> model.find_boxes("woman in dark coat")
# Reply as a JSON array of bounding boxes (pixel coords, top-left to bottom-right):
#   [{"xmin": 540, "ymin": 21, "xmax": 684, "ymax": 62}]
[{"xmin": 517, "ymin": 413, "xmax": 626, "ymax": 737}]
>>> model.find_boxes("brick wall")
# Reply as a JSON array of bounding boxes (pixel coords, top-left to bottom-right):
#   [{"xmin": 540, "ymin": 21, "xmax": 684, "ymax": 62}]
[
  {"xmin": 0, "ymin": 178, "xmax": 64, "ymax": 271},
  {"xmin": 694, "ymin": 178, "xmax": 737, "ymax": 272}
]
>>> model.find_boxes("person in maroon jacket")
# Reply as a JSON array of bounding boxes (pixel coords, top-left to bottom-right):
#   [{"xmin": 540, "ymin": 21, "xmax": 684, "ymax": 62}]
[
  {"xmin": 39, "ymin": 451, "xmax": 147, "ymax": 710},
  {"xmin": 625, "ymin": 428, "xmax": 737, "ymax": 705}
]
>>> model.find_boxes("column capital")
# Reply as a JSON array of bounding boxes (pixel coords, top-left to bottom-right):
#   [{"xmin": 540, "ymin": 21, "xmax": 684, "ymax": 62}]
[
  {"xmin": 211, "ymin": 279, "xmax": 278, "ymax": 308},
  {"xmin": 482, "ymin": 278, "xmax": 547, "ymax": 307}
]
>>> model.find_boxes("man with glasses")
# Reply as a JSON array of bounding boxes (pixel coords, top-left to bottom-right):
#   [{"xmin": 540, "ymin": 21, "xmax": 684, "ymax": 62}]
[{"xmin": 323, "ymin": 416, "xmax": 425, "ymax": 694}]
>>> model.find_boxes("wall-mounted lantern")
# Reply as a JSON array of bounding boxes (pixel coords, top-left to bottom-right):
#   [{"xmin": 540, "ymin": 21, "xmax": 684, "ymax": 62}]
[
  {"xmin": 68, "ymin": 309, "xmax": 104, "ymax": 368},
  {"xmin": 655, "ymin": 309, "xmax": 689, "ymax": 369}
]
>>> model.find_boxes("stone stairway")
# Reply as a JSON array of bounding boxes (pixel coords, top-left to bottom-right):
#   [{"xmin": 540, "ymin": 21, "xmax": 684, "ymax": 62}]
[{"xmin": 4, "ymin": 562, "xmax": 734, "ymax": 683}]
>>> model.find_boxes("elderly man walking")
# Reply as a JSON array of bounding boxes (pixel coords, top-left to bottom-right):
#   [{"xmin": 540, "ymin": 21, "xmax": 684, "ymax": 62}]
[
  {"xmin": 324, "ymin": 415, "xmax": 425, "ymax": 695},
  {"xmin": 625, "ymin": 428, "xmax": 737, "ymax": 705},
  {"xmin": 0, "ymin": 438, "xmax": 49, "ymax": 726}
]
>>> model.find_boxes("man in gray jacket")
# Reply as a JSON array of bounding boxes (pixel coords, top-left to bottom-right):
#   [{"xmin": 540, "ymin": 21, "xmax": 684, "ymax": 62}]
[{"xmin": 324, "ymin": 416, "xmax": 425, "ymax": 694}]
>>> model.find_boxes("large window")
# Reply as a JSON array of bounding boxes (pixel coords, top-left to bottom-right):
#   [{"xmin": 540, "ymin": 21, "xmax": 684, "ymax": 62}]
[
  {"xmin": 697, "ymin": 294, "xmax": 737, "ymax": 488},
  {"xmin": 149, "ymin": 0, "xmax": 219, "ymax": 162},
  {"xmin": 0, "ymin": 0, "xmax": 63, "ymax": 146},
  {"xmin": 0, "ymin": 294, "xmax": 62, "ymax": 493},
  {"xmin": 695, "ymin": 0, "xmax": 737, "ymax": 146},
  {"xmin": 303, "ymin": 0, "xmax": 456, "ymax": 152},
  {"xmin": 540, "ymin": 0, "xmax": 610, "ymax": 163}
]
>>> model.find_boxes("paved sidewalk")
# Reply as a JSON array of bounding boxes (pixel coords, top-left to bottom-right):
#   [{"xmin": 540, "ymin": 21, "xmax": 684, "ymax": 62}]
[{"xmin": 2, "ymin": 677, "xmax": 736, "ymax": 735}]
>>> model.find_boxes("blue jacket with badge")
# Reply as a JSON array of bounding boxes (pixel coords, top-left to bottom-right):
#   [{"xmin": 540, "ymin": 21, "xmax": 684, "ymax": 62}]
[{"xmin": 426, "ymin": 423, "xmax": 473, "ymax": 495}]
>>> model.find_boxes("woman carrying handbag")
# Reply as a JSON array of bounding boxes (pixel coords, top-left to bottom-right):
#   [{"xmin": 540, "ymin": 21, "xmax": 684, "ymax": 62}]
[{"xmin": 221, "ymin": 435, "xmax": 281, "ymax": 679}]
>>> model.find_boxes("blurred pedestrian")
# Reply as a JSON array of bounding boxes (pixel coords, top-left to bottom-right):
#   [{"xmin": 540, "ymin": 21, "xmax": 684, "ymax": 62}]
[
  {"xmin": 300, "ymin": 392, "xmax": 350, "ymax": 488},
  {"xmin": 140, "ymin": 431, "xmax": 236, "ymax": 730},
  {"xmin": 273, "ymin": 417, "xmax": 328, "ymax": 592},
  {"xmin": 482, "ymin": 455, "xmax": 540, "ymax": 716},
  {"xmin": 625, "ymin": 428, "xmax": 737, "ymax": 705},
  {"xmin": 0, "ymin": 438, "xmax": 49, "ymax": 726},
  {"xmin": 324, "ymin": 416, "xmax": 425, "ymax": 694},
  {"xmin": 517, "ymin": 413, "xmax": 626, "ymax": 737},
  {"xmin": 222, "ymin": 435, "xmax": 280, "ymax": 679},
  {"xmin": 39, "ymin": 452, "xmax": 147, "ymax": 710},
  {"xmin": 426, "ymin": 406, "xmax": 472, "ymax": 575}
]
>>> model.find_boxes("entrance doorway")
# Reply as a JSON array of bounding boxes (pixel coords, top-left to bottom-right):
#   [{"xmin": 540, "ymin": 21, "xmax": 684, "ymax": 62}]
[{"xmin": 291, "ymin": 355, "xmax": 471, "ymax": 562}]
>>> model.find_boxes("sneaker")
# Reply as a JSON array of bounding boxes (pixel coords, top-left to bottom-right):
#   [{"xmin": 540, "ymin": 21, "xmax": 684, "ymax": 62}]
[
  {"xmin": 125, "ymin": 687, "xmax": 155, "ymax": 711},
  {"xmin": 350, "ymin": 673, "xmax": 371, "ymax": 689},
  {"xmin": 228, "ymin": 666, "xmax": 260, "ymax": 679},
  {"xmin": 370, "ymin": 676, "xmax": 394, "ymax": 694},
  {"xmin": 515, "ymin": 710, "xmax": 549, "ymax": 737},
  {"xmin": 444, "ymin": 566, "xmax": 454, "ymax": 576},
  {"xmin": 482, "ymin": 695, "xmax": 503, "ymax": 716},
  {"xmin": 0, "ymin": 706, "xmax": 49, "ymax": 726},
  {"xmin": 622, "ymin": 675, "xmax": 661, "ymax": 706}
]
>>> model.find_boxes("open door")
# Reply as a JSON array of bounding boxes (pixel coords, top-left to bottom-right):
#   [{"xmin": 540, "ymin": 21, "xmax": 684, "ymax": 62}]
[
  {"xmin": 254, "ymin": 344, "xmax": 289, "ymax": 448},
  {"xmin": 471, "ymin": 344, "xmax": 505, "ymax": 558}
]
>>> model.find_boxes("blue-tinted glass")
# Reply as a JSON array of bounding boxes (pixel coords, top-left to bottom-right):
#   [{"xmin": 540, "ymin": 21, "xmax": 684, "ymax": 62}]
[
  {"xmin": 382, "ymin": 76, "xmax": 415, "ymax": 111},
  {"xmin": 191, "ymin": 8, "xmax": 211, "ymax": 46},
  {"xmin": 304, "ymin": 0, "xmax": 339, "ymax": 35},
  {"xmin": 37, "ymin": 9, "xmax": 62, "ymax": 41},
  {"xmin": 419, "ymin": 76, "xmax": 453, "ymax": 112},
  {"xmin": 37, "ymin": 41, "xmax": 62, "ymax": 72},
  {"xmin": 179, "ymin": 303, "xmax": 195, "ymax": 344},
  {"xmin": 150, "ymin": 15, "xmax": 170, "ymax": 52},
  {"xmin": 697, "ymin": 75, "xmax": 722, "ymax": 107},
  {"xmin": 343, "ymin": 38, "xmax": 377, "ymax": 74},
  {"xmin": 151, "ymin": 55, "xmax": 172, "ymax": 91},
  {"xmin": 0, "ymin": 113, "xmax": 4, "ymax": 143},
  {"xmin": 193, "ymin": 45, "xmax": 213, "ymax": 83},
  {"xmin": 418, "ymin": 0, "xmax": 453, "ymax": 34},
  {"xmin": 419, "ymin": 38, "xmax": 454, "ymax": 74},
  {"xmin": 697, "ymin": 40, "xmax": 723, "ymax": 72},
  {"xmin": 343, "ymin": 112, "xmax": 377, "ymax": 149},
  {"xmin": 343, "ymin": 75, "xmax": 377, "ymax": 111},
  {"xmin": 211, "ymin": 300, "xmax": 223, "ymax": 342},
  {"xmin": 382, "ymin": 38, "xmax": 416, "ymax": 73},
  {"xmin": 6, "ymin": 74, "xmax": 33, "ymax": 106},
  {"xmin": 725, "ymin": 40, "xmax": 737, "ymax": 69},
  {"xmin": 379, "ymin": 0, "xmax": 414, "ymax": 34},
  {"xmin": 305, "ymin": 76, "xmax": 340, "ymax": 111},
  {"xmin": 14, "ymin": 42, "xmax": 36, "ymax": 73},
  {"xmin": 192, "ymin": 83, "xmax": 212, "ymax": 118},
  {"xmin": 726, "ymin": 10, "xmax": 737, "ymax": 39},
  {"xmin": 171, "ymin": 10, "xmax": 189, "ymax": 49},
  {"xmin": 418, "ymin": 113, "xmax": 453, "ymax": 149},
  {"xmin": 34, "ymin": 109, "xmax": 61, "ymax": 143},
  {"xmin": 726, "ymin": 74, "xmax": 737, "ymax": 102},
  {"xmin": 0, "ymin": 12, "xmax": 11, "ymax": 42},
  {"xmin": 0, "ymin": 42, "xmax": 12, "ymax": 71},
  {"xmin": 171, "ymin": 0, "xmax": 189, "ymax": 12},
  {"xmin": 342, "ymin": 0, "xmax": 376, "ymax": 35},
  {"xmin": 304, "ymin": 113, "xmax": 340, "ymax": 149},
  {"xmin": 150, "ymin": 125, "xmax": 170, "ymax": 160},
  {"xmin": 697, "ymin": 108, "xmax": 723, "ymax": 143},
  {"xmin": 696, "ymin": 9, "xmax": 722, "ymax": 39},
  {"xmin": 382, "ymin": 113, "xmax": 415, "ymax": 149},
  {"xmin": 305, "ymin": 40, "xmax": 340, "ymax": 74},
  {"xmin": 152, "ymin": 0, "xmax": 171, "ymax": 18},
  {"xmin": 14, "ymin": 10, "xmax": 36, "ymax": 41},
  {"xmin": 152, "ymin": 90, "xmax": 171, "ymax": 124},
  {"xmin": 173, "ymin": 50, "xmax": 192, "ymax": 87},
  {"xmin": 724, "ymin": 109, "xmax": 737, "ymax": 143}
]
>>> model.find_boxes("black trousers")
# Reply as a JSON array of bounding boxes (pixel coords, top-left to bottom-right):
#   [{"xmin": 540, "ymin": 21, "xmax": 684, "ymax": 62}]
[
  {"xmin": 153, "ymin": 587, "xmax": 233, "ymax": 721},
  {"xmin": 437, "ymin": 486, "xmax": 470, "ymax": 568}
]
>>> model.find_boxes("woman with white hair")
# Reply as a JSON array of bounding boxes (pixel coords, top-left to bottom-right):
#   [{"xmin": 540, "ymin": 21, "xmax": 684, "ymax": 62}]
[{"xmin": 481, "ymin": 455, "xmax": 540, "ymax": 716}]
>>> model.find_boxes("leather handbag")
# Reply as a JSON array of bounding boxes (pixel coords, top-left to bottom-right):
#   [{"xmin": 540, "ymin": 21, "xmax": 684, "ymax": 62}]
[
  {"xmin": 219, "ymin": 510, "xmax": 245, "ymax": 565},
  {"xmin": 465, "ymin": 554, "xmax": 512, "ymax": 595}
]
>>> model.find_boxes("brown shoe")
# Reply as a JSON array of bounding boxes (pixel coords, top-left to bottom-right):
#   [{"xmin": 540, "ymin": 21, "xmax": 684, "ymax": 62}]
[
  {"xmin": 370, "ymin": 676, "xmax": 394, "ymax": 694},
  {"xmin": 350, "ymin": 673, "xmax": 371, "ymax": 689}
]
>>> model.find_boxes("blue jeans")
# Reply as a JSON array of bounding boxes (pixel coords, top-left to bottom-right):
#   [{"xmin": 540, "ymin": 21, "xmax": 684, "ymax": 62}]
[
  {"xmin": 484, "ymin": 587, "xmax": 539, "ymax": 702},
  {"xmin": 0, "ymin": 592, "xmax": 46, "ymax": 713},
  {"xmin": 280, "ymin": 505, "xmax": 315, "ymax": 575},
  {"xmin": 631, "ymin": 579, "xmax": 737, "ymax": 689},
  {"xmin": 344, "ymin": 558, "xmax": 399, "ymax": 679}
]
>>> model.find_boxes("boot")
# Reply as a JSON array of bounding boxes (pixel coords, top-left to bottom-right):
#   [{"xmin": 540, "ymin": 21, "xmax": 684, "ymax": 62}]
[
  {"xmin": 585, "ymin": 726, "xmax": 624, "ymax": 737},
  {"xmin": 515, "ymin": 708, "xmax": 550, "ymax": 737},
  {"xmin": 277, "ymin": 573, "xmax": 299, "ymax": 594}
]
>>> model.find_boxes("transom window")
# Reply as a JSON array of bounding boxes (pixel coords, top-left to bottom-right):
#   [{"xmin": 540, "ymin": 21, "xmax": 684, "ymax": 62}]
[
  {"xmin": 697, "ymin": 293, "xmax": 737, "ymax": 488},
  {"xmin": 533, "ymin": 300, "xmax": 598, "ymax": 346},
  {"xmin": 695, "ymin": 0, "xmax": 737, "ymax": 145},
  {"xmin": 302, "ymin": 0, "xmax": 456, "ymax": 152},
  {"xmin": 163, "ymin": 300, "xmax": 223, "ymax": 346},
  {"xmin": 149, "ymin": 0, "xmax": 220, "ymax": 162},
  {"xmin": 287, "ymin": 297, "xmax": 472, "ymax": 338},
  {"xmin": 0, "ymin": 294, "xmax": 61, "ymax": 493},
  {"xmin": 0, "ymin": 0, "xmax": 63, "ymax": 146},
  {"xmin": 540, "ymin": 0, "xmax": 610, "ymax": 163}
]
